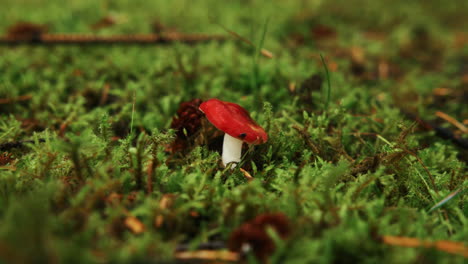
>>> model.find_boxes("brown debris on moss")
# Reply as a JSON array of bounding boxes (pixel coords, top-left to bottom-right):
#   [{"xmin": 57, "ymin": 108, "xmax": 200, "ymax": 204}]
[
  {"xmin": 154, "ymin": 194, "xmax": 177, "ymax": 228},
  {"xmin": 399, "ymin": 27, "xmax": 445, "ymax": 71},
  {"xmin": 228, "ymin": 213, "xmax": 291, "ymax": 262},
  {"xmin": 311, "ymin": 24, "xmax": 337, "ymax": 41},
  {"xmin": 90, "ymin": 16, "xmax": 117, "ymax": 31},
  {"xmin": 6, "ymin": 21, "xmax": 47, "ymax": 41},
  {"xmin": 124, "ymin": 216, "xmax": 145, "ymax": 234},
  {"xmin": 295, "ymin": 74, "xmax": 323, "ymax": 111},
  {"xmin": 0, "ymin": 152, "xmax": 15, "ymax": 166},
  {"xmin": 168, "ymin": 98, "xmax": 204, "ymax": 153}
]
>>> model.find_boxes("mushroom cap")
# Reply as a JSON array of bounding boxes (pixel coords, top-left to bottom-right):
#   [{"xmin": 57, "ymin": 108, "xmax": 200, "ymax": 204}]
[{"xmin": 199, "ymin": 98, "xmax": 268, "ymax": 144}]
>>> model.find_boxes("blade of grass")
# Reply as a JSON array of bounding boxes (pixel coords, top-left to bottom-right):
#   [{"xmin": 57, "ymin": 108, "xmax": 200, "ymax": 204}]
[
  {"xmin": 130, "ymin": 90, "xmax": 136, "ymax": 136},
  {"xmin": 254, "ymin": 17, "xmax": 270, "ymax": 65},
  {"xmin": 320, "ymin": 54, "xmax": 331, "ymax": 111},
  {"xmin": 428, "ymin": 187, "xmax": 463, "ymax": 212},
  {"xmin": 376, "ymin": 134, "xmax": 436, "ymax": 200},
  {"xmin": 213, "ymin": 21, "xmax": 273, "ymax": 58},
  {"xmin": 251, "ymin": 17, "xmax": 270, "ymax": 92}
]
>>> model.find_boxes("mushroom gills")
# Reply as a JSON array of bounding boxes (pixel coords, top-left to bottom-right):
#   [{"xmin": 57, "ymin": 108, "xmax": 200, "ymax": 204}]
[{"xmin": 222, "ymin": 133, "xmax": 243, "ymax": 168}]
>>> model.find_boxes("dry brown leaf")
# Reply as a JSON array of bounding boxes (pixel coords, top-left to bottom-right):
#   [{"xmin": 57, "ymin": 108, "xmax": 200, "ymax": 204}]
[
  {"xmin": 462, "ymin": 74, "xmax": 468, "ymax": 84},
  {"xmin": 174, "ymin": 250, "xmax": 239, "ymax": 262},
  {"xmin": 155, "ymin": 194, "xmax": 177, "ymax": 228},
  {"xmin": 433, "ymin": 88, "xmax": 452, "ymax": 96},
  {"xmin": 229, "ymin": 213, "xmax": 291, "ymax": 262},
  {"xmin": 0, "ymin": 152, "xmax": 15, "ymax": 166},
  {"xmin": 454, "ymin": 32, "xmax": 468, "ymax": 49},
  {"xmin": 260, "ymin": 49, "xmax": 274, "ymax": 58},
  {"xmin": 350, "ymin": 46, "xmax": 365, "ymax": 64},
  {"xmin": 288, "ymin": 82, "xmax": 296, "ymax": 93},
  {"xmin": 239, "ymin": 168, "xmax": 254, "ymax": 181},
  {"xmin": 363, "ymin": 31, "xmax": 387, "ymax": 41},
  {"xmin": 105, "ymin": 192, "xmax": 123, "ymax": 206},
  {"xmin": 6, "ymin": 22, "xmax": 47, "ymax": 40},
  {"xmin": 99, "ymin": 83, "xmax": 111, "ymax": 105},
  {"xmin": 168, "ymin": 99, "xmax": 204, "ymax": 153},
  {"xmin": 189, "ymin": 210, "xmax": 200, "ymax": 218},
  {"xmin": 378, "ymin": 60, "xmax": 390, "ymax": 79},
  {"xmin": 328, "ymin": 60, "xmax": 338, "ymax": 72},
  {"xmin": 90, "ymin": 16, "xmax": 116, "ymax": 31},
  {"xmin": 311, "ymin": 24, "xmax": 337, "ymax": 40},
  {"xmin": 124, "ymin": 216, "xmax": 145, "ymax": 234}
]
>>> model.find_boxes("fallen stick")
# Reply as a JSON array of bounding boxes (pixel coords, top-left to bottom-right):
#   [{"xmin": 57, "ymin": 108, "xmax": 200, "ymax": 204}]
[
  {"xmin": 174, "ymin": 250, "xmax": 239, "ymax": 262},
  {"xmin": 0, "ymin": 95, "xmax": 32, "ymax": 105},
  {"xmin": 435, "ymin": 111, "xmax": 467, "ymax": 134},
  {"xmin": 0, "ymin": 33, "xmax": 226, "ymax": 45},
  {"xmin": 382, "ymin": 235, "xmax": 468, "ymax": 257}
]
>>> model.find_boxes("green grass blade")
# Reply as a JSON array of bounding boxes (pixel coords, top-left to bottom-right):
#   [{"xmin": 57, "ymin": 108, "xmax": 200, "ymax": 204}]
[
  {"xmin": 428, "ymin": 187, "xmax": 463, "ymax": 212},
  {"xmin": 320, "ymin": 54, "xmax": 331, "ymax": 111}
]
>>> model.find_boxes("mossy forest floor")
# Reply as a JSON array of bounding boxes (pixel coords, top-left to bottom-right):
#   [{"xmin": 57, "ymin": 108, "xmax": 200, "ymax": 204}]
[{"xmin": 0, "ymin": 0, "xmax": 467, "ymax": 263}]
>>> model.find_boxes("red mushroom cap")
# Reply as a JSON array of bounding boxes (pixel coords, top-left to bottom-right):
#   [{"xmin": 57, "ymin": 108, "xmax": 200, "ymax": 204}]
[{"xmin": 199, "ymin": 98, "xmax": 268, "ymax": 144}]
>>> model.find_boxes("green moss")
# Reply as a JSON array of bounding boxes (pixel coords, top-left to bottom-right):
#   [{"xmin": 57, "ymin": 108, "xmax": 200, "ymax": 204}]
[{"xmin": 0, "ymin": 0, "xmax": 466, "ymax": 263}]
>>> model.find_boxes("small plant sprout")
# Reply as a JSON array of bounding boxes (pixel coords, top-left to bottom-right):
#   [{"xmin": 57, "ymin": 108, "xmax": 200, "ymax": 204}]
[{"xmin": 199, "ymin": 98, "xmax": 268, "ymax": 168}]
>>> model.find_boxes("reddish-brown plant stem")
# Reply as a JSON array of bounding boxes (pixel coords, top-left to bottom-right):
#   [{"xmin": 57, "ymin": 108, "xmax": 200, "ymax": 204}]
[{"xmin": 0, "ymin": 33, "xmax": 226, "ymax": 45}]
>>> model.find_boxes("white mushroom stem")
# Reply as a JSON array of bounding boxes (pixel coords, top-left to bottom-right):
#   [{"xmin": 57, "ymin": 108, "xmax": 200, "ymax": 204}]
[{"xmin": 222, "ymin": 133, "xmax": 243, "ymax": 168}]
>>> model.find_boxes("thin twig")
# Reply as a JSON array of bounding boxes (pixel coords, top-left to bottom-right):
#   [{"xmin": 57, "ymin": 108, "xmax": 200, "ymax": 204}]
[
  {"xmin": 0, "ymin": 95, "xmax": 32, "ymax": 104},
  {"xmin": 401, "ymin": 110, "xmax": 468, "ymax": 150},
  {"xmin": 174, "ymin": 250, "xmax": 239, "ymax": 262},
  {"xmin": 214, "ymin": 22, "xmax": 273, "ymax": 58},
  {"xmin": 435, "ymin": 111, "xmax": 467, "ymax": 133},
  {"xmin": 175, "ymin": 241, "xmax": 226, "ymax": 252},
  {"xmin": 292, "ymin": 125, "xmax": 320, "ymax": 154},
  {"xmin": 0, "ymin": 33, "xmax": 226, "ymax": 45},
  {"xmin": 382, "ymin": 235, "xmax": 468, "ymax": 257},
  {"xmin": 352, "ymin": 176, "xmax": 378, "ymax": 201}
]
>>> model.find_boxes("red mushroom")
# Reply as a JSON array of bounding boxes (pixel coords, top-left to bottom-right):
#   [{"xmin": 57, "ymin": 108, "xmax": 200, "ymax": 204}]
[{"xmin": 199, "ymin": 98, "xmax": 268, "ymax": 168}]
